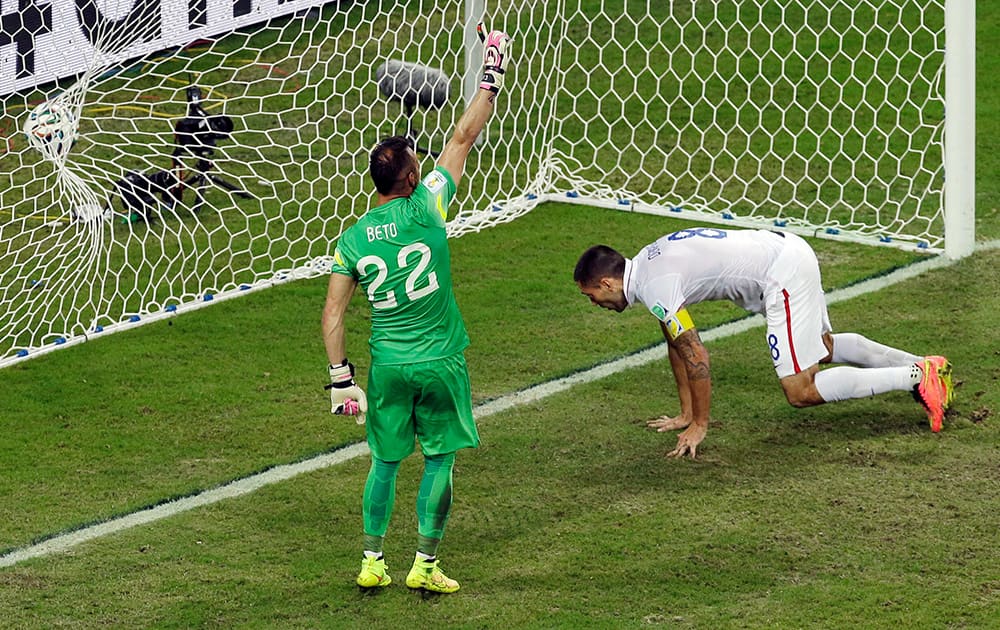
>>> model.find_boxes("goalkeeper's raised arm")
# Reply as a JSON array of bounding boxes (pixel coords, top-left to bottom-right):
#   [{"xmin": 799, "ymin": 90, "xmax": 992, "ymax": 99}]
[{"xmin": 435, "ymin": 23, "xmax": 512, "ymax": 193}]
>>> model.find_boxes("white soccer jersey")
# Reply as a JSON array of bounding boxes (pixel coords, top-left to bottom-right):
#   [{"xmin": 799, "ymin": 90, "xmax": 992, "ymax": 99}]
[
  {"xmin": 624, "ymin": 227, "xmax": 832, "ymax": 377},
  {"xmin": 624, "ymin": 227, "xmax": 786, "ymax": 316}
]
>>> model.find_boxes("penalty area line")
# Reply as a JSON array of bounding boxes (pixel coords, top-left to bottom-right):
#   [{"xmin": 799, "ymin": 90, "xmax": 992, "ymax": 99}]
[{"xmin": 0, "ymin": 252, "xmax": 959, "ymax": 569}]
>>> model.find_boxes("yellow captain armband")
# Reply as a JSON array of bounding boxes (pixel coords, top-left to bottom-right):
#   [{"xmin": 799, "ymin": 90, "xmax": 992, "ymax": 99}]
[{"xmin": 663, "ymin": 308, "xmax": 695, "ymax": 341}]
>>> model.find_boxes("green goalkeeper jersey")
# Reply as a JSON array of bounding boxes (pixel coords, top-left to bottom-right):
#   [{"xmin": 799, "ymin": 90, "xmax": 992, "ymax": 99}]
[{"xmin": 330, "ymin": 166, "xmax": 469, "ymax": 365}]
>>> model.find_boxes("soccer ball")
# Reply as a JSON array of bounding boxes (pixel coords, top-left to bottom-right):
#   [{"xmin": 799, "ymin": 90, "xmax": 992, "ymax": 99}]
[
  {"xmin": 23, "ymin": 101, "xmax": 77, "ymax": 158},
  {"xmin": 72, "ymin": 202, "xmax": 111, "ymax": 224}
]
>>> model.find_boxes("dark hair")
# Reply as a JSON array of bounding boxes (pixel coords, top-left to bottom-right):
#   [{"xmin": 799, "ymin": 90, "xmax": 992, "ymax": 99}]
[
  {"xmin": 574, "ymin": 245, "xmax": 625, "ymax": 286},
  {"xmin": 369, "ymin": 135, "xmax": 415, "ymax": 194}
]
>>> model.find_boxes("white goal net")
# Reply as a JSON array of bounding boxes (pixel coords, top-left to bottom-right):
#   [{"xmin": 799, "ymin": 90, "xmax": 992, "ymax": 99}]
[{"xmin": 0, "ymin": 0, "xmax": 970, "ymax": 366}]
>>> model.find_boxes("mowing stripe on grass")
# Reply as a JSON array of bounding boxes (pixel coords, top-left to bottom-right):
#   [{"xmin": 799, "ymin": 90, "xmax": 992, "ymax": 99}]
[{"xmin": 0, "ymin": 248, "xmax": 980, "ymax": 569}]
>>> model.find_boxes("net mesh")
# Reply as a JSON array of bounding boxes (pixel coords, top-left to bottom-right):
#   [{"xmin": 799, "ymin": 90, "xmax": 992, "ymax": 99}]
[{"xmin": 0, "ymin": 0, "xmax": 946, "ymax": 365}]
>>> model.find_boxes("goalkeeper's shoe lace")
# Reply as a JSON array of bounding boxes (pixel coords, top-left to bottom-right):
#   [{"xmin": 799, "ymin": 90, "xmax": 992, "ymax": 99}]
[
  {"xmin": 356, "ymin": 555, "xmax": 392, "ymax": 589},
  {"xmin": 912, "ymin": 358, "xmax": 945, "ymax": 433},
  {"xmin": 405, "ymin": 557, "xmax": 460, "ymax": 593},
  {"xmin": 926, "ymin": 355, "xmax": 955, "ymax": 409}
]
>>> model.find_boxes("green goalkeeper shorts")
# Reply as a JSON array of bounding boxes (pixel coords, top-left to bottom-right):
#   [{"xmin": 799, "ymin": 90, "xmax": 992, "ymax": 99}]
[{"xmin": 366, "ymin": 352, "xmax": 479, "ymax": 461}]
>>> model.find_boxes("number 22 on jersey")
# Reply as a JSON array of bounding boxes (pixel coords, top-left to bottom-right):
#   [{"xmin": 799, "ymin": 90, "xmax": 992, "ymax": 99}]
[{"xmin": 357, "ymin": 243, "xmax": 439, "ymax": 309}]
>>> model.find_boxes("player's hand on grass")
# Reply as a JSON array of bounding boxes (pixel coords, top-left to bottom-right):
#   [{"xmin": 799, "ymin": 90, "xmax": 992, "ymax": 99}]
[
  {"xmin": 326, "ymin": 359, "xmax": 368, "ymax": 425},
  {"xmin": 647, "ymin": 414, "xmax": 692, "ymax": 432},
  {"xmin": 477, "ymin": 21, "xmax": 511, "ymax": 93},
  {"xmin": 666, "ymin": 422, "xmax": 708, "ymax": 459}
]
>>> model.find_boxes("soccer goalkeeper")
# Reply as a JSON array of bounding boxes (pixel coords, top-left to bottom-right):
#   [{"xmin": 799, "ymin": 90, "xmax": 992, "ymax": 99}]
[
  {"xmin": 321, "ymin": 23, "xmax": 511, "ymax": 593},
  {"xmin": 574, "ymin": 228, "xmax": 955, "ymax": 459}
]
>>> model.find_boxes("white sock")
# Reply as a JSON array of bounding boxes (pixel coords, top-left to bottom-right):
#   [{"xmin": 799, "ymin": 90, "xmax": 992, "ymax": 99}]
[
  {"xmin": 364, "ymin": 550, "xmax": 382, "ymax": 559},
  {"xmin": 831, "ymin": 332, "xmax": 922, "ymax": 367},
  {"xmin": 814, "ymin": 365, "xmax": 921, "ymax": 403},
  {"xmin": 416, "ymin": 551, "xmax": 434, "ymax": 561}
]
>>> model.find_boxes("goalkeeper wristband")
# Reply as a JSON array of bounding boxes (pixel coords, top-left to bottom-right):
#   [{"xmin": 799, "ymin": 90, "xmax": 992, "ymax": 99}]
[
  {"xmin": 325, "ymin": 359, "xmax": 356, "ymax": 390},
  {"xmin": 480, "ymin": 61, "xmax": 505, "ymax": 93}
]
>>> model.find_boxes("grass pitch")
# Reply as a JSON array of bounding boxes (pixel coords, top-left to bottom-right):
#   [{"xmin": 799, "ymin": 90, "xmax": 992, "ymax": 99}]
[{"xmin": 1, "ymin": 202, "xmax": 998, "ymax": 627}]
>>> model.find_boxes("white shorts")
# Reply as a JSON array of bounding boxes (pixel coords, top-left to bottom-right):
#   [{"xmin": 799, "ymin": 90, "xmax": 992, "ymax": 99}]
[{"xmin": 763, "ymin": 233, "xmax": 832, "ymax": 378}]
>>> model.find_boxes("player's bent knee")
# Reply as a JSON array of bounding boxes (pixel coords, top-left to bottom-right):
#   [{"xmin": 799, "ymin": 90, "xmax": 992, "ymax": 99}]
[
  {"xmin": 783, "ymin": 389, "xmax": 814, "ymax": 408},
  {"xmin": 779, "ymin": 368, "xmax": 823, "ymax": 408},
  {"xmin": 782, "ymin": 385, "xmax": 826, "ymax": 408}
]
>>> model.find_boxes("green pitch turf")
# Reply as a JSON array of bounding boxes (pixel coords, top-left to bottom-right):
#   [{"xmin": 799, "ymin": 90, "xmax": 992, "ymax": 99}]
[{"xmin": 1, "ymin": 201, "xmax": 997, "ymax": 627}]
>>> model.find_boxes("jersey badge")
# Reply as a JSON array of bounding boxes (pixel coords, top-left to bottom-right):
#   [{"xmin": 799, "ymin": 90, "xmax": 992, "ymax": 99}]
[{"xmin": 423, "ymin": 171, "xmax": 446, "ymax": 194}]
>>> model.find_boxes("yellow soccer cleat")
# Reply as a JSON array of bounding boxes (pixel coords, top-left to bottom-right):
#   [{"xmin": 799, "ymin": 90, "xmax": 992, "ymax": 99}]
[
  {"xmin": 405, "ymin": 557, "xmax": 460, "ymax": 594},
  {"xmin": 356, "ymin": 555, "xmax": 392, "ymax": 589}
]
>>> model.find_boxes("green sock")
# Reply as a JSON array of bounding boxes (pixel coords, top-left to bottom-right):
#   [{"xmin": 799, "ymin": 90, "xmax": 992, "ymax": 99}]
[
  {"xmin": 416, "ymin": 535, "xmax": 440, "ymax": 558},
  {"xmin": 363, "ymin": 457, "xmax": 400, "ymax": 551},
  {"xmin": 416, "ymin": 452, "xmax": 455, "ymax": 555}
]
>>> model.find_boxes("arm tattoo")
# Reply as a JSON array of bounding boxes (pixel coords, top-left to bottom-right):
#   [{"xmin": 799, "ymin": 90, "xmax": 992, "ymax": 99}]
[{"xmin": 674, "ymin": 330, "xmax": 710, "ymax": 381}]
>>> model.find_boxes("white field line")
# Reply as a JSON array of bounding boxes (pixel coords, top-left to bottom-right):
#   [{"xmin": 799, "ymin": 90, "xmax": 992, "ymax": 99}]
[{"xmin": 0, "ymin": 246, "xmax": 987, "ymax": 569}]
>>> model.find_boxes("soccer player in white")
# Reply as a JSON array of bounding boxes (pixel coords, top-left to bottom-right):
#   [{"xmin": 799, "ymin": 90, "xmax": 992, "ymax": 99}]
[{"xmin": 574, "ymin": 227, "xmax": 954, "ymax": 459}]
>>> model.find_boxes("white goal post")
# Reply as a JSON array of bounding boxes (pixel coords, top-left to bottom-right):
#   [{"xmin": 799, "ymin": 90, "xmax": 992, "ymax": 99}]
[{"xmin": 0, "ymin": 0, "xmax": 975, "ymax": 367}]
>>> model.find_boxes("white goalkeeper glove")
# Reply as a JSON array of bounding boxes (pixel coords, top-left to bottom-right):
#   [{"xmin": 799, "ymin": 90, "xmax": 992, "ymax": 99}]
[
  {"xmin": 477, "ymin": 21, "xmax": 512, "ymax": 94},
  {"xmin": 325, "ymin": 359, "xmax": 368, "ymax": 425}
]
